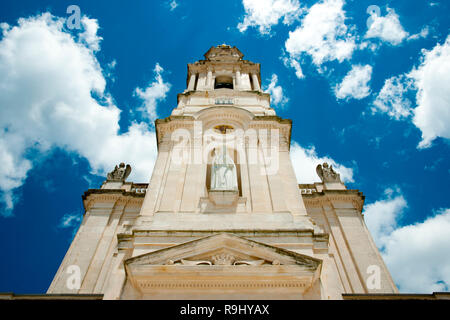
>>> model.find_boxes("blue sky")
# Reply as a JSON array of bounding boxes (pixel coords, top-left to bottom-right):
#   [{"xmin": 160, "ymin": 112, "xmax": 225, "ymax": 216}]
[{"xmin": 0, "ymin": 0, "xmax": 449, "ymax": 294}]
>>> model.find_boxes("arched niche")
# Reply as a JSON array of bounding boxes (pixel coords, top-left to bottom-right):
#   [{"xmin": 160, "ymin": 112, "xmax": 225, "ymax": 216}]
[{"xmin": 205, "ymin": 146, "xmax": 242, "ymax": 197}]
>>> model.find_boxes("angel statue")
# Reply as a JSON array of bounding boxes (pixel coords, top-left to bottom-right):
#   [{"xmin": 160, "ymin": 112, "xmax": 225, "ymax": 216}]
[
  {"xmin": 210, "ymin": 146, "xmax": 238, "ymax": 191},
  {"xmin": 107, "ymin": 163, "xmax": 132, "ymax": 182},
  {"xmin": 316, "ymin": 162, "xmax": 341, "ymax": 183}
]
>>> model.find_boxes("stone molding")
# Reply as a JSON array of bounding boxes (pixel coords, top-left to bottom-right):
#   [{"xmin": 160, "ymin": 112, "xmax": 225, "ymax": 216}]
[
  {"xmin": 137, "ymin": 280, "xmax": 309, "ymax": 290},
  {"xmin": 177, "ymin": 89, "xmax": 270, "ymax": 106},
  {"xmin": 155, "ymin": 108, "xmax": 292, "ymax": 148},
  {"xmin": 302, "ymin": 190, "xmax": 365, "ymax": 213},
  {"xmin": 83, "ymin": 190, "xmax": 145, "ymax": 211}
]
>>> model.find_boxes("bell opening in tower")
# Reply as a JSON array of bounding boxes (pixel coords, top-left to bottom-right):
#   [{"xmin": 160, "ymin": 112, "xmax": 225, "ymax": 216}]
[{"xmin": 214, "ymin": 75, "xmax": 233, "ymax": 89}]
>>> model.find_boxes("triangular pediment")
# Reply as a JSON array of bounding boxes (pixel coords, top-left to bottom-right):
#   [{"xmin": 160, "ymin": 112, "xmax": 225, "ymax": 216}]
[
  {"xmin": 125, "ymin": 233, "xmax": 321, "ymax": 269},
  {"xmin": 123, "ymin": 233, "xmax": 323, "ymax": 297}
]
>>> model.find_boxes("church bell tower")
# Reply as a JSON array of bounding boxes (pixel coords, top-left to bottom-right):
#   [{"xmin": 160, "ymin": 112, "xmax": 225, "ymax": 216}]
[{"xmin": 47, "ymin": 45, "xmax": 398, "ymax": 299}]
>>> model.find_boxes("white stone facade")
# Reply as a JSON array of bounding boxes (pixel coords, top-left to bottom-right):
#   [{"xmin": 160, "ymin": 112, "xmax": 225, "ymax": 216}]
[{"xmin": 47, "ymin": 45, "xmax": 398, "ymax": 299}]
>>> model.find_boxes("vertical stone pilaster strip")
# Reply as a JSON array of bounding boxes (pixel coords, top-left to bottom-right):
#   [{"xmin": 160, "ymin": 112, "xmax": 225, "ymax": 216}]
[{"xmin": 140, "ymin": 133, "xmax": 171, "ymax": 216}]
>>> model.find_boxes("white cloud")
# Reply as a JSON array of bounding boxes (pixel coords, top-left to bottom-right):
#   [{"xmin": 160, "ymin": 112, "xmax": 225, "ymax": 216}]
[
  {"xmin": 169, "ymin": 0, "xmax": 179, "ymax": 11},
  {"xmin": 135, "ymin": 63, "xmax": 171, "ymax": 122},
  {"xmin": 263, "ymin": 74, "xmax": 289, "ymax": 107},
  {"xmin": 365, "ymin": 8, "xmax": 408, "ymax": 45},
  {"xmin": 410, "ymin": 35, "xmax": 450, "ymax": 148},
  {"xmin": 365, "ymin": 189, "xmax": 450, "ymax": 292},
  {"xmin": 335, "ymin": 64, "xmax": 372, "ymax": 100},
  {"xmin": 382, "ymin": 208, "xmax": 450, "ymax": 292},
  {"xmin": 282, "ymin": 56, "xmax": 304, "ymax": 79},
  {"xmin": 59, "ymin": 212, "xmax": 83, "ymax": 240},
  {"xmin": 78, "ymin": 16, "xmax": 102, "ymax": 51},
  {"xmin": 290, "ymin": 142, "xmax": 354, "ymax": 183},
  {"xmin": 408, "ymin": 26, "xmax": 430, "ymax": 41},
  {"xmin": 358, "ymin": 40, "xmax": 378, "ymax": 52},
  {"xmin": 0, "ymin": 13, "xmax": 169, "ymax": 216},
  {"xmin": 372, "ymin": 35, "xmax": 450, "ymax": 148},
  {"xmin": 238, "ymin": 0, "xmax": 302, "ymax": 35},
  {"xmin": 285, "ymin": 0, "xmax": 356, "ymax": 71},
  {"xmin": 59, "ymin": 212, "xmax": 82, "ymax": 228},
  {"xmin": 373, "ymin": 75, "xmax": 413, "ymax": 120},
  {"xmin": 365, "ymin": 191, "xmax": 450, "ymax": 293},
  {"xmin": 364, "ymin": 188, "xmax": 407, "ymax": 247}
]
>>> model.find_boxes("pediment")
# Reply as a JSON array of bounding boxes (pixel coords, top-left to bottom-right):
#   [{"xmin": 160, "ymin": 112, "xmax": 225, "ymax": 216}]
[
  {"xmin": 124, "ymin": 233, "xmax": 322, "ymax": 295},
  {"xmin": 126, "ymin": 233, "xmax": 321, "ymax": 269}
]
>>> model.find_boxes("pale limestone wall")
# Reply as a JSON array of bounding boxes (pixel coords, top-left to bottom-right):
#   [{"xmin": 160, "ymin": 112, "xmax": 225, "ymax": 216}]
[
  {"xmin": 47, "ymin": 193, "xmax": 142, "ymax": 294},
  {"xmin": 303, "ymin": 191, "xmax": 398, "ymax": 294},
  {"xmin": 238, "ymin": 73, "xmax": 252, "ymax": 90}
]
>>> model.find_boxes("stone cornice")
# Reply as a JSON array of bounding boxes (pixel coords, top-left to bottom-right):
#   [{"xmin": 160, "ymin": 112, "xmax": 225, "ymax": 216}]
[
  {"xmin": 82, "ymin": 189, "xmax": 145, "ymax": 211},
  {"xmin": 155, "ymin": 116, "xmax": 196, "ymax": 148},
  {"xmin": 302, "ymin": 189, "xmax": 365, "ymax": 213},
  {"xmin": 155, "ymin": 111, "xmax": 292, "ymax": 148},
  {"xmin": 82, "ymin": 189, "xmax": 147, "ymax": 200},
  {"xmin": 136, "ymin": 279, "xmax": 309, "ymax": 290},
  {"xmin": 249, "ymin": 117, "xmax": 292, "ymax": 147},
  {"xmin": 176, "ymin": 88, "xmax": 270, "ymax": 104},
  {"xmin": 117, "ymin": 229, "xmax": 329, "ymax": 245},
  {"xmin": 253, "ymin": 115, "xmax": 292, "ymax": 124}
]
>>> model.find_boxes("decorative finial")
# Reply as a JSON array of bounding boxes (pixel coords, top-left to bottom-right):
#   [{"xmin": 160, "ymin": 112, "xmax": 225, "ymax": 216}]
[
  {"xmin": 106, "ymin": 162, "xmax": 132, "ymax": 182},
  {"xmin": 316, "ymin": 162, "xmax": 341, "ymax": 183}
]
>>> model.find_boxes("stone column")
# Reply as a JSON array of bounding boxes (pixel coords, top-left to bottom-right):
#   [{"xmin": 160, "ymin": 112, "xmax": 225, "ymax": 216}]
[
  {"xmin": 235, "ymin": 70, "xmax": 241, "ymax": 90},
  {"xmin": 207, "ymin": 69, "xmax": 213, "ymax": 89},
  {"xmin": 187, "ymin": 73, "xmax": 196, "ymax": 91},
  {"xmin": 251, "ymin": 73, "xmax": 261, "ymax": 91}
]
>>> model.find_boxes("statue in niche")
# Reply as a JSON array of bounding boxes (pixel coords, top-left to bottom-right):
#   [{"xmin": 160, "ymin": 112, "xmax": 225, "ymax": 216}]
[
  {"xmin": 107, "ymin": 163, "xmax": 131, "ymax": 182},
  {"xmin": 210, "ymin": 146, "xmax": 238, "ymax": 191},
  {"xmin": 316, "ymin": 162, "xmax": 341, "ymax": 183}
]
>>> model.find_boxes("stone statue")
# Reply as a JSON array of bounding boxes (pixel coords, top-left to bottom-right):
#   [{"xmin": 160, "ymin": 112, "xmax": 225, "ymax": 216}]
[
  {"xmin": 210, "ymin": 146, "xmax": 238, "ymax": 191},
  {"xmin": 107, "ymin": 163, "xmax": 132, "ymax": 182},
  {"xmin": 316, "ymin": 162, "xmax": 341, "ymax": 183}
]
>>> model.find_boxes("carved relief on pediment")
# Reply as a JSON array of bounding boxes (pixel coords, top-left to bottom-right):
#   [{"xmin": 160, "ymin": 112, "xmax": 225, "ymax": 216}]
[
  {"xmin": 147, "ymin": 246, "xmax": 294, "ymax": 268},
  {"xmin": 165, "ymin": 253, "xmax": 268, "ymax": 266}
]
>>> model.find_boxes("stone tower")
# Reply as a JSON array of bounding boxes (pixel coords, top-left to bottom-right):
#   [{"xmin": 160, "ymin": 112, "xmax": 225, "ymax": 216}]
[{"xmin": 47, "ymin": 45, "xmax": 398, "ymax": 299}]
